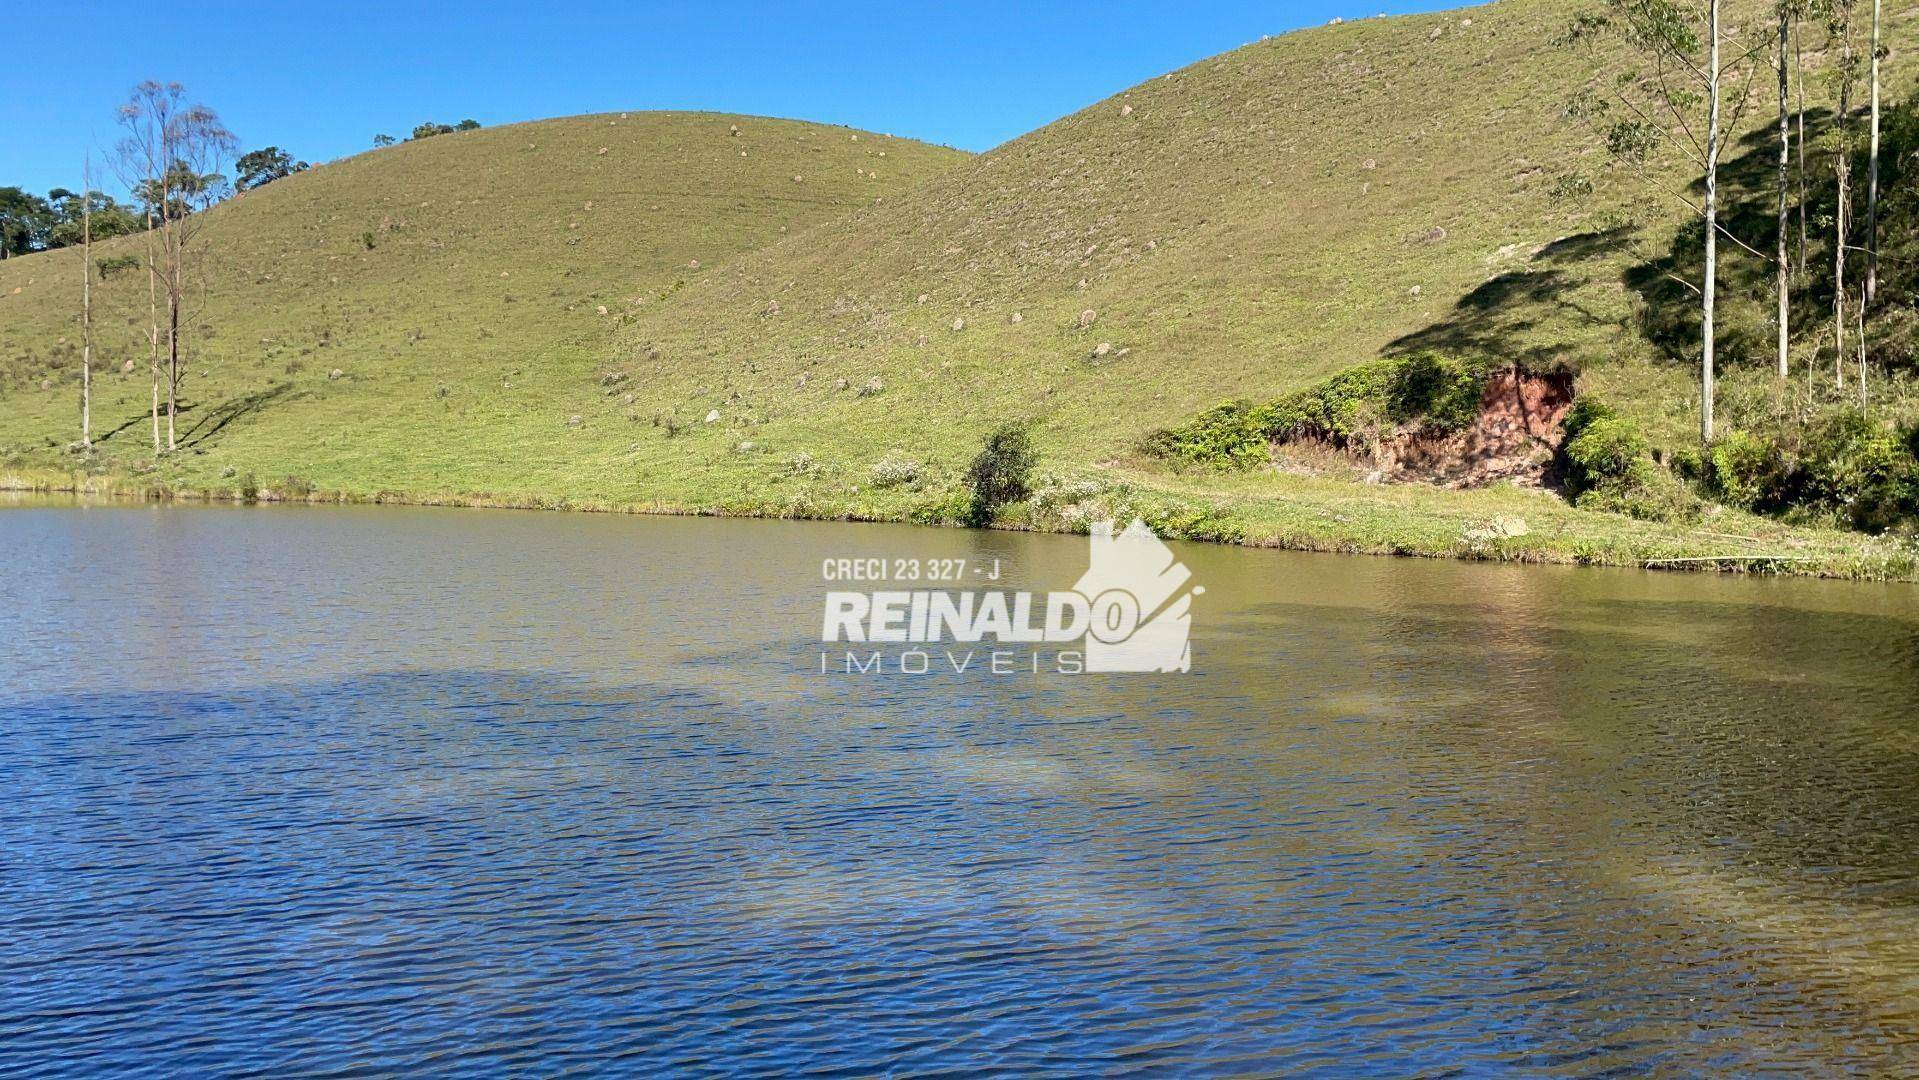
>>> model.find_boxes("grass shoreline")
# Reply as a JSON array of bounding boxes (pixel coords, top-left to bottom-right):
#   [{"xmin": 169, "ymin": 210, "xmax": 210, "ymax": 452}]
[{"xmin": 8, "ymin": 465, "xmax": 1915, "ymax": 583}]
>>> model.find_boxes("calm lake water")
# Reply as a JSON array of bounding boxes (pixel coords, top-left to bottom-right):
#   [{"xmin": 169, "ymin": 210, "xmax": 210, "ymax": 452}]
[{"xmin": 3, "ymin": 499, "xmax": 1918, "ymax": 1075}]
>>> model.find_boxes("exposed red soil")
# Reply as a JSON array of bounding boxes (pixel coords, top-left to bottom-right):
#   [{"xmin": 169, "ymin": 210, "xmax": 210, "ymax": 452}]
[{"xmin": 1275, "ymin": 368, "xmax": 1576, "ymax": 489}]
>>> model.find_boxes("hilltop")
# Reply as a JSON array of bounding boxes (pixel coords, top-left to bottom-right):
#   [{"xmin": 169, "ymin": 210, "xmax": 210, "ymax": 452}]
[{"xmin": 3, "ymin": 0, "xmax": 1917, "ymax": 577}]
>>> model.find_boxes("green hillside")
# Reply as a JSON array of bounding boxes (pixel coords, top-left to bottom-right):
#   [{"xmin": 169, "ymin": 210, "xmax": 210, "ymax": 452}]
[
  {"xmin": 0, "ymin": 113, "xmax": 969, "ymax": 491},
  {"xmin": 4, "ymin": 0, "xmax": 1917, "ymax": 577}
]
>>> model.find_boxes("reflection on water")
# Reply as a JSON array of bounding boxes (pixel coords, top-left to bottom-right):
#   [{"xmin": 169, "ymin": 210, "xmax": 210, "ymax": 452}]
[{"xmin": 2, "ymin": 500, "xmax": 1916, "ymax": 1073}]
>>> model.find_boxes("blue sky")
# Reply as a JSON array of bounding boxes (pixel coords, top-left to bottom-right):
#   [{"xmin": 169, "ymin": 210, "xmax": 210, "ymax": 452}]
[{"xmin": 7, "ymin": 0, "xmax": 1461, "ymax": 198}]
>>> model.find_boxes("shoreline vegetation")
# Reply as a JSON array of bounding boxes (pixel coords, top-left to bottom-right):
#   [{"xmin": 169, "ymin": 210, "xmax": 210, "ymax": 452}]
[
  {"xmin": 8, "ymin": 465, "xmax": 1915, "ymax": 581},
  {"xmin": 6, "ymin": 2, "xmax": 1919, "ymax": 581}
]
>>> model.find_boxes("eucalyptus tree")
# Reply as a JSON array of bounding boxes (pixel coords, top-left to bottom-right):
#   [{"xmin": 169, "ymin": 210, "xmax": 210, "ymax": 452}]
[{"xmin": 1566, "ymin": 0, "xmax": 1771, "ymax": 443}]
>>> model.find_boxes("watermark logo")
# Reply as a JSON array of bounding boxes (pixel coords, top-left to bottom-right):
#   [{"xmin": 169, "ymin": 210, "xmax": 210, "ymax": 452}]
[{"xmin": 819, "ymin": 518, "xmax": 1201, "ymax": 675}]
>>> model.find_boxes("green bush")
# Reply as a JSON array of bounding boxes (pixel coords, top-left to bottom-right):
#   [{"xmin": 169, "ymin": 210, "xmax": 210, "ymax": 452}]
[
  {"xmin": 1148, "ymin": 351, "xmax": 1490, "ymax": 467},
  {"xmin": 1801, "ymin": 411, "xmax": 1919, "ymax": 533},
  {"xmin": 964, "ymin": 426, "xmax": 1037, "ymax": 526},
  {"xmin": 1560, "ymin": 398, "xmax": 1652, "ymax": 497},
  {"xmin": 1143, "ymin": 400, "xmax": 1266, "ymax": 466},
  {"xmin": 1558, "ymin": 397, "xmax": 1697, "ymax": 522},
  {"xmin": 1708, "ymin": 429, "xmax": 1785, "ymax": 511}
]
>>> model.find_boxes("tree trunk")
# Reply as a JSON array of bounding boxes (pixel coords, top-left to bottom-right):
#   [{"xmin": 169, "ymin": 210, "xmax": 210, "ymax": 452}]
[
  {"xmin": 1776, "ymin": 9, "xmax": 1791, "ymax": 378},
  {"xmin": 1834, "ymin": 17, "xmax": 1853, "ymax": 389},
  {"xmin": 1702, "ymin": 0, "xmax": 1721, "ymax": 445},
  {"xmin": 1795, "ymin": 16, "xmax": 1808, "ymax": 274},
  {"xmin": 81, "ymin": 181, "xmax": 93, "ymax": 448},
  {"xmin": 1864, "ymin": 0, "xmax": 1880, "ymax": 307},
  {"xmin": 145, "ymin": 213, "xmax": 161, "ymax": 453}
]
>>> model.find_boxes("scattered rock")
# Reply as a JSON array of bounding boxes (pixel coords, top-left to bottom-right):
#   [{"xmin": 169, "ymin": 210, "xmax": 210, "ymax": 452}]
[
  {"xmin": 1362, "ymin": 158, "xmax": 1377, "ymax": 170},
  {"xmin": 792, "ymin": 175, "xmax": 804, "ymax": 183},
  {"xmin": 621, "ymin": 392, "xmax": 635, "ymax": 405},
  {"xmin": 1409, "ymin": 284, "xmax": 1422, "ymax": 296},
  {"xmin": 1428, "ymin": 25, "xmax": 1443, "ymax": 40},
  {"xmin": 952, "ymin": 317, "xmax": 965, "ymax": 332},
  {"xmin": 764, "ymin": 299, "xmax": 782, "ymax": 317},
  {"xmin": 729, "ymin": 124, "xmax": 740, "ymax": 136},
  {"xmin": 835, "ymin": 377, "xmax": 849, "ymax": 390},
  {"xmin": 1121, "ymin": 104, "xmax": 1134, "ymax": 117},
  {"xmin": 1460, "ymin": 17, "xmax": 1473, "ymax": 26},
  {"xmin": 328, "ymin": 368, "xmax": 345, "ymax": 380},
  {"xmin": 121, "ymin": 359, "xmax": 136, "ymax": 373},
  {"xmin": 1422, "ymin": 226, "xmax": 1447, "ymax": 244},
  {"xmin": 596, "ymin": 305, "xmax": 609, "ymax": 316},
  {"xmin": 1092, "ymin": 342, "xmax": 1113, "ymax": 358},
  {"xmin": 704, "ymin": 409, "xmax": 721, "ymax": 423},
  {"xmin": 566, "ymin": 414, "xmax": 582, "ymax": 427},
  {"xmin": 39, "ymin": 378, "xmax": 51, "ymax": 390},
  {"xmin": 1076, "ymin": 278, "xmax": 1089, "ymax": 290},
  {"xmin": 1077, "ymin": 309, "xmax": 1098, "ymax": 329},
  {"xmin": 1009, "ymin": 312, "xmax": 1024, "ymax": 324},
  {"xmin": 917, "ymin": 293, "xmax": 930, "ymax": 305},
  {"xmin": 796, "ymin": 372, "xmax": 809, "ymax": 387},
  {"xmin": 860, "ymin": 376, "xmax": 884, "ymax": 396},
  {"xmin": 599, "ymin": 371, "xmax": 628, "ymax": 385},
  {"xmin": 596, "ymin": 147, "xmax": 609, "ymax": 155}
]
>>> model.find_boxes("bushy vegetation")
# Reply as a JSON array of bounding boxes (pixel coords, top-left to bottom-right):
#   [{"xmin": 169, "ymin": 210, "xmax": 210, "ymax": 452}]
[
  {"xmin": 1557, "ymin": 397, "xmax": 1699, "ymax": 522},
  {"xmin": 1147, "ymin": 351, "xmax": 1493, "ymax": 466},
  {"xmin": 963, "ymin": 426, "xmax": 1036, "ymax": 526},
  {"xmin": 1707, "ymin": 410, "xmax": 1919, "ymax": 532}
]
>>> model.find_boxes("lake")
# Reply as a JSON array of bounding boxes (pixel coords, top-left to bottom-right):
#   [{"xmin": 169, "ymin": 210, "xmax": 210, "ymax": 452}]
[{"xmin": 3, "ymin": 498, "xmax": 1917, "ymax": 1074}]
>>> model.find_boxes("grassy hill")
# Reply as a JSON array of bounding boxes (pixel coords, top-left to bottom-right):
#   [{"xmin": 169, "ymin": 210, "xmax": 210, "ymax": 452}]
[
  {"xmin": 0, "ymin": 113, "xmax": 968, "ymax": 492},
  {"xmin": 4, "ymin": 0, "xmax": 1917, "ymax": 577}
]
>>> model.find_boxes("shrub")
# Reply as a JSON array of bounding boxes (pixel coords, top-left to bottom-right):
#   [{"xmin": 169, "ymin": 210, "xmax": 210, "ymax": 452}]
[
  {"xmin": 1801, "ymin": 411, "xmax": 1919, "ymax": 533},
  {"xmin": 1143, "ymin": 400, "xmax": 1266, "ymax": 466},
  {"xmin": 1146, "ymin": 351, "xmax": 1490, "ymax": 468},
  {"xmin": 964, "ymin": 426, "xmax": 1036, "ymax": 526},
  {"xmin": 1560, "ymin": 398, "xmax": 1651, "ymax": 497},
  {"xmin": 1708, "ymin": 429, "xmax": 1786, "ymax": 511},
  {"xmin": 868, "ymin": 455, "xmax": 921, "ymax": 489},
  {"xmin": 1558, "ymin": 397, "xmax": 1697, "ymax": 521}
]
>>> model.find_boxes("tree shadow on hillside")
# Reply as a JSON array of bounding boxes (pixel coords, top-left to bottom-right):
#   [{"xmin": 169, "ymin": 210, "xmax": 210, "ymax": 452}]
[
  {"xmin": 1622, "ymin": 103, "xmax": 1917, "ymax": 373},
  {"xmin": 179, "ymin": 381, "xmax": 298, "ymax": 449},
  {"xmin": 1384, "ymin": 227, "xmax": 1633, "ymax": 369}
]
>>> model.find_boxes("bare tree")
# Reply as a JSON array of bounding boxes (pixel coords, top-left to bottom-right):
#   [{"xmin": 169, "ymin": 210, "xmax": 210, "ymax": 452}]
[
  {"xmin": 1862, "ymin": 0, "xmax": 1881, "ymax": 307},
  {"xmin": 80, "ymin": 160, "xmax": 94, "ymax": 448},
  {"xmin": 1775, "ymin": 0, "xmax": 1793, "ymax": 378},
  {"xmin": 1795, "ymin": 13, "xmax": 1809, "ymax": 273},
  {"xmin": 1702, "ymin": 0, "xmax": 1722, "ymax": 442},
  {"xmin": 1829, "ymin": 0, "xmax": 1855, "ymax": 389},
  {"xmin": 1564, "ymin": 0, "xmax": 1768, "ymax": 444},
  {"xmin": 114, "ymin": 81, "xmax": 234, "ymax": 453}
]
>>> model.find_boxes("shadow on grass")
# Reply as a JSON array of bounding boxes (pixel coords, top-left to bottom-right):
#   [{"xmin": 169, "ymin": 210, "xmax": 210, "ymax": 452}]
[
  {"xmin": 180, "ymin": 381, "xmax": 299, "ymax": 448},
  {"xmin": 1382, "ymin": 227, "xmax": 1633, "ymax": 369}
]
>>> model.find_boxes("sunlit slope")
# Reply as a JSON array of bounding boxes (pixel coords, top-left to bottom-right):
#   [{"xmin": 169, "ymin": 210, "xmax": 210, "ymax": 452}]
[
  {"xmin": 0, "ymin": 112, "xmax": 969, "ymax": 487},
  {"xmin": 574, "ymin": 0, "xmax": 1656, "ymax": 506}
]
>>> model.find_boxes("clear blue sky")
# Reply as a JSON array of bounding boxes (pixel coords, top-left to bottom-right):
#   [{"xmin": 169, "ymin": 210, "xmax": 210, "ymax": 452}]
[{"xmin": 7, "ymin": 0, "xmax": 1463, "ymax": 198}]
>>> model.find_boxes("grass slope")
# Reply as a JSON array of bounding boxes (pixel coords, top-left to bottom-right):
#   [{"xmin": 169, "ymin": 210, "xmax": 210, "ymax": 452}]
[
  {"xmin": 0, "ymin": 113, "xmax": 968, "ymax": 493},
  {"xmin": 4, "ymin": 1, "xmax": 1917, "ymax": 578}
]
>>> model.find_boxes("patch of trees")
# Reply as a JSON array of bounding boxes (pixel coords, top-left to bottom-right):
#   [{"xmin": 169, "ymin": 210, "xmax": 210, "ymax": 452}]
[
  {"xmin": 1565, "ymin": 0, "xmax": 1892, "ymax": 441},
  {"xmin": 0, "ymin": 186, "xmax": 142, "ymax": 258},
  {"xmin": 235, "ymin": 147, "xmax": 309, "ymax": 191},
  {"xmin": 373, "ymin": 119, "xmax": 480, "ymax": 147}
]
